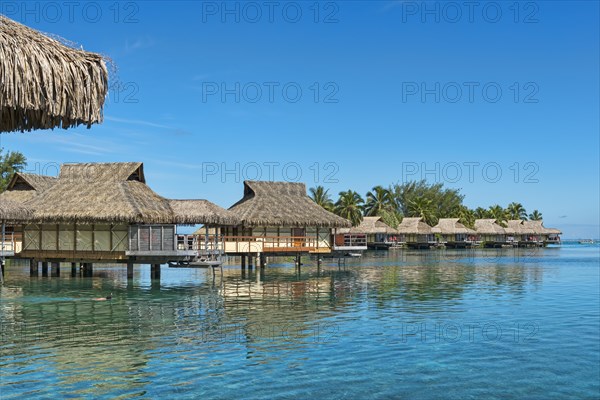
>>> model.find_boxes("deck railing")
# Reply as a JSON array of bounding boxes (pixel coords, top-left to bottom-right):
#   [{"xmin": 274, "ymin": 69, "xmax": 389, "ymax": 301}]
[
  {"xmin": 176, "ymin": 234, "xmax": 225, "ymax": 254},
  {"xmin": 223, "ymin": 235, "xmax": 322, "ymax": 253},
  {"xmin": 1, "ymin": 233, "xmax": 19, "ymax": 255},
  {"xmin": 332, "ymin": 234, "xmax": 367, "ymax": 249}
]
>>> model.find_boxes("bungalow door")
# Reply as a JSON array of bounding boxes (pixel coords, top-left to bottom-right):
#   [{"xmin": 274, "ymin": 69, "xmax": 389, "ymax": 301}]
[{"xmin": 292, "ymin": 228, "xmax": 305, "ymax": 248}]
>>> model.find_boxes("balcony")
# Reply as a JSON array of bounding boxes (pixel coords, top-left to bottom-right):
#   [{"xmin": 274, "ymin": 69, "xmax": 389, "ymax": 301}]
[
  {"xmin": 223, "ymin": 236, "xmax": 327, "ymax": 254},
  {"xmin": 332, "ymin": 234, "xmax": 368, "ymax": 251}
]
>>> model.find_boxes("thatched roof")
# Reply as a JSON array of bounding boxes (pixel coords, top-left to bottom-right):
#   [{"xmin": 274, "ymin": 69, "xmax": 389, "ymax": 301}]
[
  {"xmin": 0, "ymin": 172, "xmax": 57, "ymax": 202},
  {"xmin": 0, "ymin": 15, "xmax": 108, "ymax": 133},
  {"xmin": 474, "ymin": 219, "xmax": 506, "ymax": 235},
  {"xmin": 523, "ymin": 220, "xmax": 562, "ymax": 235},
  {"xmin": 229, "ymin": 181, "xmax": 351, "ymax": 228},
  {"xmin": 0, "ymin": 199, "xmax": 32, "ymax": 222},
  {"xmin": 396, "ymin": 217, "xmax": 432, "ymax": 234},
  {"xmin": 22, "ymin": 163, "xmax": 239, "ymax": 225},
  {"xmin": 338, "ymin": 216, "xmax": 397, "ymax": 234},
  {"xmin": 169, "ymin": 200, "xmax": 238, "ymax": 226},
  {"xmin": 504, "ymin": 220, "xmax": 535, "ymax": 235},
  {"xmin": 432, "ymin": 218, "xmax": 474, "ymax": 235}
]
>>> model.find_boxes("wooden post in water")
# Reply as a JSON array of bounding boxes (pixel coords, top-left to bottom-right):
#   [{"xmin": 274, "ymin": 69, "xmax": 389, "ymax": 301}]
[
  {"xmin": 151, "ymin": 263, "xmax": 161, "ymax": 280},
  {"xmin": 1, "ymin": 221, "xmax": 5, "ymax": 283},
  {"xmin": 70, "ymin": 262, "xmax": 77, "ymax": 277},
  {"xmin": 82, "ymin": 263, "xmax": 93, "ymax": 277},
  {"xmin": 50, "ymin": 262, "xmax": 60, "ymax": 277},
  {"xmin": 127, "ymin": 261, "xmax": 134, "ymax": 279},
  {"xmin": 248, "ymin": 254, "xmax": 254, "ymax": 270},
  {"xmin": 30, "ymin": 259, "xmax": 39, "ymax": 277},
  {"xmin": 259, "ymin": 253, "xmax": 265, "ymax": 269},
  {"xmin": 41, "ymin": 261, "xmax": 49, "ymax": 277},
  {"xmin": 241, "ymin": 254, "xmax": 246, "ymax": 270}
]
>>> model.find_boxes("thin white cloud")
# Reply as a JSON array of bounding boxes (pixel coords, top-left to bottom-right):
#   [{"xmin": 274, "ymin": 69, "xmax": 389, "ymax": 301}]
[
  {"xmin": 124, "ymin": 37, "xmax": 156, "ymax": 53},
  {"xmin": 105, "ymin": 116, "xmax": 173, "ymax": 129}
]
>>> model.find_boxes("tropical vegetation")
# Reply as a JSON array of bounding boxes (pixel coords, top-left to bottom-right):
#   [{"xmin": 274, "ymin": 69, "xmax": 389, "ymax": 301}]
[
  {"xmin": 309, "ymin": 180, "xmax": 546, "ymax": 228},
  {"xmin": 0, "ymin": 148, "xmax": 26, "ymax": 192}
]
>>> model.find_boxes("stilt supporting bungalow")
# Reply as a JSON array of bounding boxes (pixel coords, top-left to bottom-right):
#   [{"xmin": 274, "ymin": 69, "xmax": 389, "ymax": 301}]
[{"xmin": 51, "ymin": 262, "xmax": 60, "ymax": 277}]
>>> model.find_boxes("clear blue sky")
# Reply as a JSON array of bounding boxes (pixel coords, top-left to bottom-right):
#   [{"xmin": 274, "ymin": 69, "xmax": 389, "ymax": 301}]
[{"xmin": 1, "ymin": 1, "xmax": 598, "ymax": 238}]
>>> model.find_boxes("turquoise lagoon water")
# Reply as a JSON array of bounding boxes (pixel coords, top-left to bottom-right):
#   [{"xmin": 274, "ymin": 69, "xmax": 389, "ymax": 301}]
[{"xmin": 1, "ymin": 244, "xmax": 599, "ymax": 399}]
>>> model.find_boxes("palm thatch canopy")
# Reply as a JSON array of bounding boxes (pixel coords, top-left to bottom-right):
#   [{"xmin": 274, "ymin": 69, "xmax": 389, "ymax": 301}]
[
  {"xmin": 169, "ymin": 200, "xmax": 238, "ymax": 226},
  {"xmin": 523, "ymin": 220, "xmax": 562, "ymax": 235},
  {"xmin": 396, "ymin": 217, "xmax": 433, "ymax": 234},
  {"xmin": 505, "ymin": 220, "xmax": 535, "ymax": 235},
  {"xmin": 0, "ymin": 15, "xmax": 108, "ymax": 133},
  {"xmin": 21, "ymin": 162, "xmax": 239, "ymax": 225},
  {"xmin": 229, "ymin": 181, "xmax": 351, "ymax": 228},
  {"xmin": 474, "ymin": 219, "xmax": 506, "ymax": 235},
  {"xmin": 0, "ymin": 172, "xmax": 56, "ymax": 202},
  {"xmin": 337, "ymin": 216, "xmax": 397, "ymax": 234},
  {"xmin": 0, "ymin": 199, "xmax": 32, "ymax": 222},
  {"xmin": 431, "ymin": 218, "xmax": 474, "ymax": 235}
]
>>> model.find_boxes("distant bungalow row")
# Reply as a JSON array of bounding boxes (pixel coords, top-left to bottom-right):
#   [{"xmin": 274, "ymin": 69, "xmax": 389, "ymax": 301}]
[
  {"xmin": 342, "ymin": 216, "xmax": 562, "ymax": 250},
  {"xmin": 0, "ymin": 162, "xmax": 561, "ymax": 276}
]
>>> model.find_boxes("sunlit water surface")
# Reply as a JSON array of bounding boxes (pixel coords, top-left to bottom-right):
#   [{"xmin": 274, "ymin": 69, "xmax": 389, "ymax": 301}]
[{"xmin": 1, "ymin": 245, "xmax": 599, "ymax": 399}]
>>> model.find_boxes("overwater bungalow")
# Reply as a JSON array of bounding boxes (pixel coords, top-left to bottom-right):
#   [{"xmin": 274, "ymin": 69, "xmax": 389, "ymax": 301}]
[
  {"xmin": 474, "ymin": 219, "xmax": 507, "ymax": 248},
  {"xmin": 396, "ymin": 217, "xmax": 435, "ymax": 249},
  {"xmin": 2, "ymin": 162, "xmax": 237, "ymax": 275},
  {"xmin": 336, "ymin": 216, "xmax": 397, "ymax": 250},
  {"xmin": 522, "ymin": 220, "xmax": 562, "ymax": 245},
  {"xmin": 431, "ymin": 218, "xmax": 476, "ymax": 248},
  {"xmin": 221, "ymin": 181, "xmax": 351, "ymax": 263},
  {"xmin": 504, "ymin": 220, "xmax": 537, "ymax": 247}
]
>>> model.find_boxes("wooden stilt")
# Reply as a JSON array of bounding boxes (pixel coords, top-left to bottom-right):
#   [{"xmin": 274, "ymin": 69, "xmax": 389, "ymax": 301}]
[
  {"xmin": 71, "ymin": 262, "xmax": 77, "ymax": 277},
  {"xmin": 51, "ymin": 262, "xmax": 60, "ymax": 277},
  {"xmin": 30, "ymin": 259, "xmax": 39, "ymax": 277},
  {"xmin": 151, "ymin": 263, "xmax": 161, "ymax": 280},
  {"xmin": 83, "ymin": 263, "xmax": 93, "ymax": 277},
  {"xmin": 127, "ymin": 262, "xmax": 134, "ymax": 279},
  {"xmin": 248, "ymin": 255, "xmax": 254, "ymax": 270},
  {"xmin": 259, "ymin": 253, "xmax": 266, "ymax": 269},
  {"xmin": 41, "ymin": 261, "xmax": 48, "ymax": 277},
  {"xmin": 241, "ymin": 255, "xmax": 246, "ymax": 270}
]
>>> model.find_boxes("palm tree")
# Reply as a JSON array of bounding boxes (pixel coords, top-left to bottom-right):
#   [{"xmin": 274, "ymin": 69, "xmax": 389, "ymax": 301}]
[
  {"xmin": 457, "ymin": 205, "xmax": 475, "ymax": 229},
  {"xmin": 507, "ymin": 202, "xmax": 528, "ymax": 220},
  {"xmin": 473, "ymin": 207, "xmax": 490, "ymax": 219},
  {"xmin": 364, "ymin": 185, "xmax": 395, "ymax": 216},
  {"xmin": 309, "ymin": 186, "xmax": 334, "ymax": 212},
  {"xmin": 528, "ymin": 210, "xmax": 543, "ymax": 221},
  {"xmin": 335, "ymin": 190, "xmax": 364, "ymax": 226},
  {"xmin": 407, "ymin": 197, "xmax": 435, "ymax": 226},
  {"xmin": 488, "ymin": 204, "xmax": 508, "ymax": 226}
]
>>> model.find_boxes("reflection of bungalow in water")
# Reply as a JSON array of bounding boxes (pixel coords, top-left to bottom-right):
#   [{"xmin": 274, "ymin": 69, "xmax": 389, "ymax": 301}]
[
  {"xmin": 221, "ymin": 181, "xmax": 351, "ymax": 261},
  {"xmin": 474, "ymin": 219, "xmax": 507, "ymax": 248},
  {"xmin": 336, "ymin": 216, "xmax": 397, "ymax": 250},
  {"xmin": 2, "ymin": 163, "xmax": 237, "ymax": 274},
  {"xmin": 431, "ymin": 218, "xmax": 476, "ymax": 248},
  {"xmin": 396, "ymin": 217, "xmax": 435, "ymax": 249}
]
